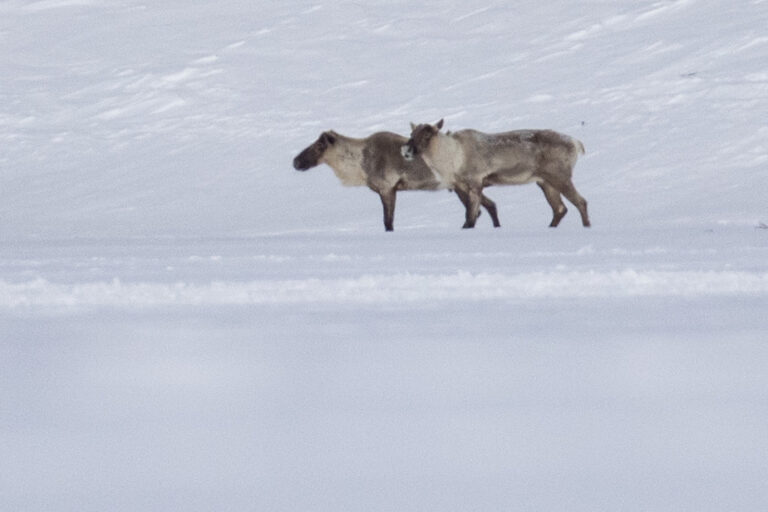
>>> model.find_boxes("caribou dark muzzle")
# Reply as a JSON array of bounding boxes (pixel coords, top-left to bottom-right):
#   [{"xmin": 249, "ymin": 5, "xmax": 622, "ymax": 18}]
[
  {"xmin": 401, "ymin": 141, "xmax": 417, "ymax": 161},
  {"xmin": 293, "ymin": 150, "xmax": 315, "ymax": 171},
  {"xmin": 293, "ymin": 156, "xmax": 308, "ymax": 170}
]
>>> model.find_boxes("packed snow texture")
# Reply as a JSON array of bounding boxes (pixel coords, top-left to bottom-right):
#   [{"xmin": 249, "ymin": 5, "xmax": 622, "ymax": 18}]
[{"xmin": 2, "ymin": 1, "xmax": 768, "ymax": 511}]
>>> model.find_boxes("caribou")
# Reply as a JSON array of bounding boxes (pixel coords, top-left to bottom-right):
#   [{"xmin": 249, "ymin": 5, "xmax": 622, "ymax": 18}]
[
  {"xmin": 402, "ymin": 119, "xmax": 590, "ymax": 229},
  {"xmin": 293, "ymin": 130, "xmax": 501, "ymax": 231}
]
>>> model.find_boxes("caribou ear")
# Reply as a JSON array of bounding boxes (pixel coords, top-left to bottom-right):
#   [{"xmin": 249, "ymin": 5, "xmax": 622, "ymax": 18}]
[
  {"xmin": 435, "ymin": 119, "xmax": 444, "ymax": 130},
  {"xmin": 410, "ymin": 122, "xmax": 416, "ymax": 131},
  {"xmin": 322, "ymin": 132, "xmax": 336, "ymax": 145}
]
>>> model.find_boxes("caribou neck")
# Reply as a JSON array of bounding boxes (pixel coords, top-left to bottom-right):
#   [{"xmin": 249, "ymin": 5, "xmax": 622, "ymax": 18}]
[
  {"xmin": 322, "ymin": 134, "xmax": 367, "ymax": 187},
  {"xmin": 422, "ymin": 132, "xmax": 465, "ymax": 187}
]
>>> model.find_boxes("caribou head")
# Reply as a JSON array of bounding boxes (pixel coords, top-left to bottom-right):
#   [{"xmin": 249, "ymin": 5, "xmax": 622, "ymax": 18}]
[
  {"xmin": 293, "ymin": 131, "xmax": 338, "ymax": 171},
  {"xmin": 401, "ymin": 119, "xmax": 443, "ymax": 161}
]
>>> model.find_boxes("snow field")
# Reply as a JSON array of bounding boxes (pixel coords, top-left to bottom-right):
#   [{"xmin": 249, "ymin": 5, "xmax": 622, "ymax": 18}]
[
  {"xmin": 2, "ymin": 0, "xmax": 768, "ymax": 510},
  {"xmin": 2, "ymin": 228, "xmax": 766, "ymax": 308}
]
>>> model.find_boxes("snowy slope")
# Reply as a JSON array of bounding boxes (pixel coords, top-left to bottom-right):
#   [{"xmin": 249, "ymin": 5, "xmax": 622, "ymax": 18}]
[
  {"xmin": 2, "ymin": 1, "xmax": 768, "ymax": 511},
  {"xmin": 2, "ymin": 0, "xmax": 767, "ymax": 237}
]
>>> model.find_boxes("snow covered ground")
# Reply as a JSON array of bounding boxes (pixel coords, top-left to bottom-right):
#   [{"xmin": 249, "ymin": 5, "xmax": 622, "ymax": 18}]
[{"xmin": 2, "ymin": 0, "xmax": 768, "ymax": 510}]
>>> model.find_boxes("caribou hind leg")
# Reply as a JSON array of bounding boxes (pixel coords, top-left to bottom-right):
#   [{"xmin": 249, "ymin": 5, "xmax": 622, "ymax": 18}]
[
  {"xmin": 555, "ymin": 179, "xmax": 590, "ymax": 227},
  {"xmin": 537, "ymin": 181, "xmax": 568, "ymax": 227},
  {"xmin": 480, "ymin": 193, "xmax": 501, "ymax": 227}
]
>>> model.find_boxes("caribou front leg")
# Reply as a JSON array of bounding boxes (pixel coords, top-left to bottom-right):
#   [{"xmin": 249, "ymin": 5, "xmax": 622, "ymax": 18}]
[
  {"xmin": 453, "ymin": 188, "xmax": 472, "ymax": 229},
  {"xmin": 457, "ymin": 183, "xmax": 482, "ymax": 229},
  {"xmin": 457, "ymin": 189, "xmax": 501, "ymax": 228},
  {"xmin": 454, "ymin": 186, "xmax": 478, "ymax": 229},
  {"xmin": 378, "ymin": 188, "xmax": 397, "ymax": 232}
]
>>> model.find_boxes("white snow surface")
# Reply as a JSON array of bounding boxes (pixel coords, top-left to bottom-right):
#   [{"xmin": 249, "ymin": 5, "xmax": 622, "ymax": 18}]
[{"xmin": 2, "ymin": 1, "xmax": 768, "ymax": 511}]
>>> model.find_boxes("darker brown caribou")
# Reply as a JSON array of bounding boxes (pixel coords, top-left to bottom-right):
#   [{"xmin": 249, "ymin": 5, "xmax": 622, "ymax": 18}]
[
  {"xmin": 402, "ymin": 119, "xmax": 590, "ymax": 229},
  {"xmin": 293, "ymin": 130, "xmax": 501, "ymax": 231}
]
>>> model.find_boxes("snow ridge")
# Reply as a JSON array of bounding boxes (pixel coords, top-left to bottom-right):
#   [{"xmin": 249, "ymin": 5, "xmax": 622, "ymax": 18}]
[{"xmin": 3, "ymin": 270, "xmax": 768, "ymax": 307}]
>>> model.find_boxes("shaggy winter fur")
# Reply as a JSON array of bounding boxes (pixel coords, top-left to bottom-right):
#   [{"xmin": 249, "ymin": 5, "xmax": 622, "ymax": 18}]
[
  {"xmin": 294, "ymin": 130, "xmax": 501, "ymax": 231},
  {"xmin": 403, "ymin": 119, "xmax": 590, "ymax": 229}
]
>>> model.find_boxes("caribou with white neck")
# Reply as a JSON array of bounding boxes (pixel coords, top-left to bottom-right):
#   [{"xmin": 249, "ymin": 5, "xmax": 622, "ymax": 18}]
[{"xmin": 402, "ymin": 119, "xmax": 590, "ymax": 229}]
